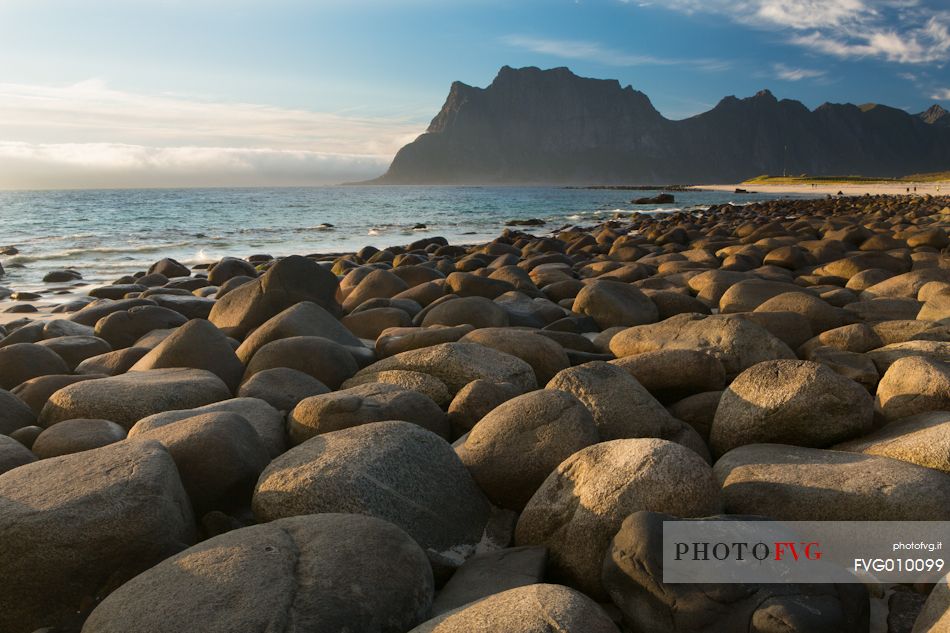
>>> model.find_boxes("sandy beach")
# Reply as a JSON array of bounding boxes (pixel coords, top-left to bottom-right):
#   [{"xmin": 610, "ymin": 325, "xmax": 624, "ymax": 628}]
[{"xmin": 695, "ymin": 181, "xmax": 950, "ymax": 196}]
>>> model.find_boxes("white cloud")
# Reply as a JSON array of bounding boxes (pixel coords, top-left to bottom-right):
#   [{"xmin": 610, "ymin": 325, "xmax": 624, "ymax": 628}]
[
  {"xmin": 932, "ymin": 88, "xmax": 950, "ymax": 100},
  {"xmin": 0, "ymin": 80, "xmax": 426, "ymax": 188},
  {"xmin": 502, "ymin": 35, "xmax": 730, "ymax": 71},
  {"xmin": 773, "ymin": 63, "xmax": 827, "ymax": 80},
  {"xmin": 654, "ymin": 0, "xmax": 950, "ymax": 64}
]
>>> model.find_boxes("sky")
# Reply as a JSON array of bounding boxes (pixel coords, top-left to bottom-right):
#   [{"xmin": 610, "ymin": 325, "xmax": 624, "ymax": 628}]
[{"xmin": 0, "ymin": 0, "xmax": 948, "ymax": 189}]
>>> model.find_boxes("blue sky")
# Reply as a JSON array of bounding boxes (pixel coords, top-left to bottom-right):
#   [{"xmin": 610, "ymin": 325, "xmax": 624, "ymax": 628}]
[{"xmin": 0, "ymin": 0, "xmax": 947, "ymax": 188}]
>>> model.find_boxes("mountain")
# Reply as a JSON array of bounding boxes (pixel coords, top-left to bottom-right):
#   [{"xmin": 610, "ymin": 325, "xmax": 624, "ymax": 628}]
[
  {"xmin": 370, "ymin": 66, "xmax": 950, "ymax": 184},
  {"xmin": 918, "ymin": 104, "xmax": 950, "ymax": 127}
]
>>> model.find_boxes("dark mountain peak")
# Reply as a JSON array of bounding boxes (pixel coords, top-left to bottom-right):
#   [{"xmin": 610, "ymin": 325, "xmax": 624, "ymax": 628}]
[
  {"xmin": 371, "ymin": 65, "xmax": 950, "ymax": 185},
  {"xmin": 919, "ymin": 104, "xmax": 950, "ymax": 126}
]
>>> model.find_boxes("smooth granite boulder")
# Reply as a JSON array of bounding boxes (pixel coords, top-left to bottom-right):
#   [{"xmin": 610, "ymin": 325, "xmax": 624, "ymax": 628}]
[
  {"xmin": 0, "ymin": 343, "xmax": 71, "ymax": 390},
  {"xmin": 446, "ymin": 379, "xmax": 522, "ymax": 439},
  {"xmin": 234, "ymin": 301, "xmax": 361, "ymax": 364},
  {"xmin": 94, "ymin": 305, "xmax": 187, "ymax": 349},
  {"xmin": 610, "ymin": 349, "xmax": 726, "ymax": 404},
  {"xmin": 37, "ymin": 335, "xmax": 112, "ymax": 371},
  {"xmin": 408, "ymin": 584, "xmax": 619, "ymax": 633},
  {"xmin": 430, "ymin": 546, "xmax": 547, "ymax": 616},
  {"xmin": 31, "ymin": 419, "xmax": 126, "ymax": 458},
  {"xmin": 130, "ymin": 319, "xmax": 245, "ymax": 393},
  {"xmin": 0, "ymin": 440, "xmax": 195, "ymax": 633},
  {"xmin": 515, "ymin": 438, "xmax": 721, "ymax": 598},
  {"xmin": 875, "ymin": 355, "xmax": 950, "ymax": 421},
  {"xmin": 129, "ymin": 397, "xmax": 286, "ymax": 457},
  {"xmin": 288, "ymin": 382, "xmax": 448, "ymax": 444},
  {"xmin": 237, "ymin": 367, "xmax": 330, "ymax": 412},
  {"xmin": 609, "ymin": 314, "xmax": 796, "ymax": 380},
  {"xmin": 341, "ymin": 369, "xmax": 451, "ymax": 407},
  {"xmin": 460, "ymin": 328, "xmax": 570, "ymax": 385},
  {"xmin": 0, "ymin": 434, "xmax": 37, "ymax": 474},
  {"xmin": 39, "ymin": 368, "xmax": 231, "ymax": 429},
  {"xmin": 243, "ymin": 335, "xmax": 358, "ymax": 389},
  {"xmin": 603, "ymin": 511, "xmax": 870, "ymax": 633},
  {"xmin": 132, "ymin": 412, "xmax": 270, "ymax": 513},
  {"xmin": 458, "ymin": 390, "xmax": 599, "ymax": 511},
  {"xmin": 209, "ymin": 255, "xmax": 342, "ymax": 338},
  {"xmin": 254, "ymin": 421, "xmax": 492, "ymax": 559},
  {"xmin": 572, "ymin": 280, "xmax": 658, "ymax": 329},
  {"xmin": 715, "ymin": 443, "xmax": 950, "ymax": 520},
  {"xmin": 546, "ymin": 362, "xmax": 708, "ymax": 457},
  {"xmin": 710, "ymin": 360, "xmax": 874, "ymax": 457},
  {"xmin": 353, "ymin": 342, "xmax": 537, "ymax": 394},
  {"xmin": 834, "ymin": 411, "xmax": 950, "ymax": 474},
  {"xmin": 0, "ymin": 387, "xmax": 36, "ymax": 434},
  {"xmin": 82, "ymin": 514, "xmax": 433, "ymax": 633}
]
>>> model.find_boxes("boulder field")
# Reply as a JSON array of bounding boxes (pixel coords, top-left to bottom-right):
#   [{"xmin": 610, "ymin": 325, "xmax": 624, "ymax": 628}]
[{"xmin": 0, "ymin": 195, "xmax": 949, "ymax": 631}]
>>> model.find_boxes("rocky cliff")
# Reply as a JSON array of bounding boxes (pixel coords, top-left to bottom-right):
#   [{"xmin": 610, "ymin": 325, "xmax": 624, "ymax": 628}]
[{"xmin": 370, "ymin": 66, "xmax": 950, "ymax": 184}]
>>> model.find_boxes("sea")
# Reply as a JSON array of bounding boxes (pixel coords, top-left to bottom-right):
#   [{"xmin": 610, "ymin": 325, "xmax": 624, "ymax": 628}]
[{"xmin": 0, "ymin": 186, "xmax": 819, "ymax": 301}]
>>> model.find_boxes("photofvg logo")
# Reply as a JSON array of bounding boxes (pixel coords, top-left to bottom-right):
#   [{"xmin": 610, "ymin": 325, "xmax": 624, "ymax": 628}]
[{"xmin": 662, "ymin": 520, "xmax": 947, "ymax": 584}]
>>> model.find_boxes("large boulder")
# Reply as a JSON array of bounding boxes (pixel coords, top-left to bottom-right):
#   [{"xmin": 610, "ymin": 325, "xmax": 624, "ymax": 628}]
[
  {"xmin": 342, "ymin": 370, "xmax": 451, "ymax": 407},
  {"xmin": 753, "ymin": 291, "xmax": 849, "ymax": 334},
  {"xmin": 867, "ymin": 340, "xmax": 950, "ymax": 373},
  {"xmin": 132, "ymin": 412, "xmax": 270, "ymax": 513},
  {"xmin": 715, "ymin": 443, "xmax": 950, "ymax": 520},
  {"xmin": 254, "ymin": 421, "xmax": 491, "ymax": 559},
  {"xmin": 31, "ymin": 419, "xmax": 126, "ymax": 459},
  {"xmin": 430, "ymin": 546, "xmax": 547, "ymax": 616},
  {"xmin": 234, "ymin": 301, "xmax": 361, "ymax": 364},
  {"xmin": 0, "ymin": 434, "xmax": 37, "ymax": 474},
  {"xmin": 610, "ymin": 349, "xmax": 725, "ymax": 403},
  {"xmin": 408, "ymin": 584, "xmax": 619, "ymax": 633},
  {"xmin": 37, "ymin": 335, "xmax": 112, "ymax": 371},
  {"xmin": 12, "ymin": 374, "xmax": 105, "ymax": 415},
  {"xmin": 209, "ymin": 255, "xmax": 341, "ymax": 338},
  {"xmin": 129, "ymin": 397, "xmax": 286, "ymax": 457},
  {"xmin": 207, "ymin": 256, "xmax": 257, "ymax": 286},
  {"xmin": 912, "ymin": 573, "xmax": 950, "ymax": 633},
  {"xmin": 39, "ymin": 368, "xmax": 231, "ymax": 429},
  {"xmin": 82, "ymin": 514, "xmax": 433, "ymax": 633},
  {"xmin": 0, "ymin": 343, "xmax": 70, "ymax": 390},
  {"xmin": 447, "ymin": 379, "xmax": 522, "ymax": 438},
  {"xmin": 458, "ymin": 390, "xmax": 598, "ymax": 511},
  {"xmin": 343, "ymin": 268, "xmax": 410, "ymax": 312},
  {"xmin": 130, "ymin": 319, "xmax": 244, "ymax": 392},
  {"xmin": 352, "ymin": 342, "xmax": 537, "ymax": 394},
  {"xmin": 237, "ymin": 367, "xmax": 330, "ymax": 412},
  {"xmin": 420, "ymin": 296, "xmax": 510, "ymax": 329},
  {"xmin": 546, "ymin": 362, "xmax": 708, "ymax": 457},
  {"xmin": 460, "ymin": 328, "xmax": 570, "ymax": 384},
  {"xmin": 75, "ymin": 346, "xmax": 150, "ymax": 375},
  {"xmin": 710, "ymin": 360, "xmax": 873, "ymax": 457},
  {"xmin": 572, "ymin": 280, "xmax": 659, "ymax": 329},
  {"xmin": 603, "ymin": 511, "xmax": 869, "ymax": 633},
  {"xmin": 0, "ymin": 388, "xmax": 36, "ymax": 434},
  {"xmin": 515, "ymin": 438, "xmax": 721, "ymax": 598},
  {"xmin": 0, "ymin": 440, "xmax": 194, "ymax": 633},
  {"xmin": 609, "ymin": 314, "xmax": 795, "ymax": 380},
  {"xmin": 718, "ymin": 279, "xmax": 805, "ymax": 313},
  {"xmin": 376, "ymin": 324, "xmax": 474, "ymax": 358},
  {"xmin": 875, "ymin": 356, "xmax": 950, "ymax": 421},
  {"xmin": 835, "ymin": 411, "xmax": 950, "ymax": 475},
  {"xmin": 243, "ymin": 335, "xmax": 358, "ymax": 389},
  {"xmin": 288, "ymin": 382, "xmax": 447, "ymax": 444},
  {"xmin": 94, "ymin": 305, "xmax": 187, "ymax": 349}
]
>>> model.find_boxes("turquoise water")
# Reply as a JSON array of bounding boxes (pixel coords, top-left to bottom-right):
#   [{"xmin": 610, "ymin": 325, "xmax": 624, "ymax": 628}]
[{"xmin": 0, "ymin": 186, "xmax": 816, "ymax": 297}]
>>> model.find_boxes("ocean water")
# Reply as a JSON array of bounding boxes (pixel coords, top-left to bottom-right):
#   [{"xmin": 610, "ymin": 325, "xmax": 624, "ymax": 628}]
[{"xmin": 0, "ymin": 186, "xmax": 817, "ymax": 300}]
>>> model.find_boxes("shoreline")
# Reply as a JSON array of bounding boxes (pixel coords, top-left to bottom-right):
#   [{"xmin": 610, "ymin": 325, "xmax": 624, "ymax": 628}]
[{"xmin": 694, "ymin": 181, "xmax": 950, "ymax": 196}]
